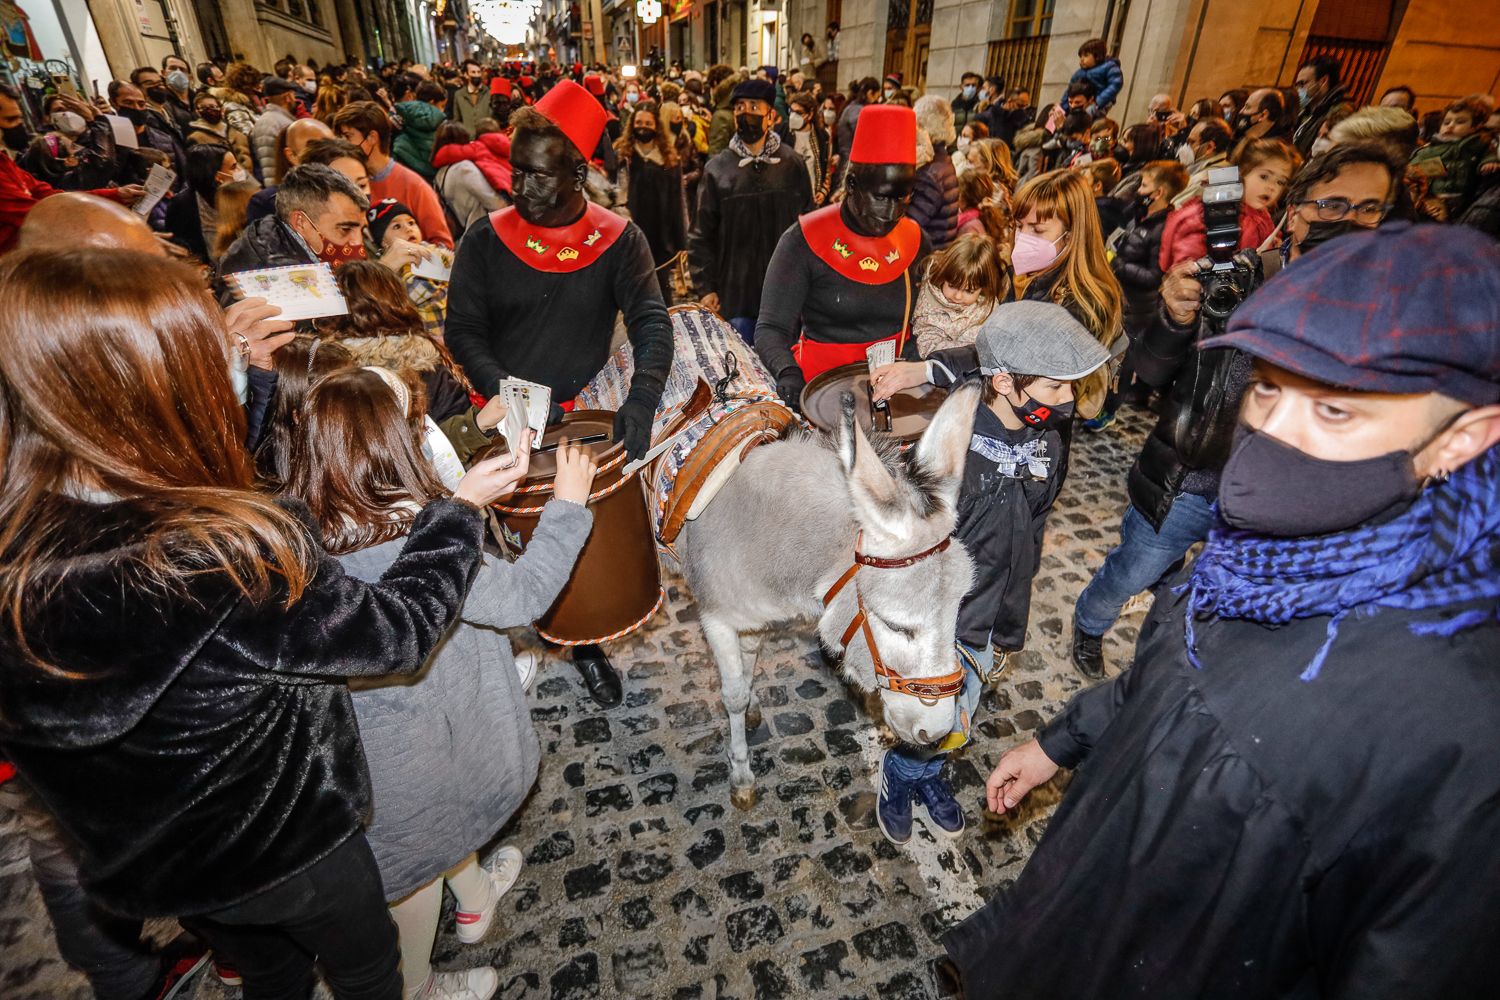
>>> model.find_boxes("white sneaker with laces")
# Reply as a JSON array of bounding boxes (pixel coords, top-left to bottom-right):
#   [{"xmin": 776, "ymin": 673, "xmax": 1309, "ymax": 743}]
[
  {"xmin": 514, "ymin": 652, "xmax": 538, "ymax": 694},
  {"xmin": 419, "ymin": 968, "xmax": 499, "ymax": 1000},
  {"xmin": 453, "ymin": 846, "xmax": 524, "ymax": 944}
]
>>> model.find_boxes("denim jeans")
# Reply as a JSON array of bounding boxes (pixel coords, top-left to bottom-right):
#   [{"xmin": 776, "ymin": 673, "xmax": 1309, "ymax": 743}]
[
  {"xmin": 1074, "ymin": 493, "xmax": 1217, "ymax": 637},
  {"xmin": 887, "ymin": 642, "xmax": 990, "ymax": 783},
  {"xmin": 181, "ymin": 834, "xmax": 401, "ymax": 1000},
  {"xmin": 0, "ymin": 780, "xmax": 160, "ymax": 1000}
]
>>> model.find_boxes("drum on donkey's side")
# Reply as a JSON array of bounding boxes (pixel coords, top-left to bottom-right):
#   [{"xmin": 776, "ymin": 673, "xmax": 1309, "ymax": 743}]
[
  {"xmin": 491, "ymin": 410, "xmax": 663, "ymax": 646},
  {"xmin": 800, "ymin": 362, "xmax": 949, "ymax": 444}
]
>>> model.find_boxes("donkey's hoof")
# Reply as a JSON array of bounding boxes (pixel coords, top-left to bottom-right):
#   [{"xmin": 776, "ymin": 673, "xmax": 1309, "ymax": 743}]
[
  {"xmin": 745, "ymin": 702, "xmax": 763, "ymax": 732},
  {"xmin": 730, "ymin": 786, "xmax": 758, "ymax": 811}
]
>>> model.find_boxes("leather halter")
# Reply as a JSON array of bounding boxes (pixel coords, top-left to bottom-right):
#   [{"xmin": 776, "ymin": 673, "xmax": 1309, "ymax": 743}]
[{"xmin": 821, "ymin": 532, "xmax": 965, "ymax": 706}]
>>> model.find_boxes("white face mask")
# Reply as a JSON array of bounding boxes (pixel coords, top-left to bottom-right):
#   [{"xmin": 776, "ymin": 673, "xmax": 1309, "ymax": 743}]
[
  {"xmin": 230, "ymin": 166, "xmax": 247, "ymax": 182},
  {"xmin": 956, "ymin": 135, "xmax": 971, "ymax": 148},
  {"xmin": 822, "ymin": 108, "xmax": 836, "ymax": 125},
  {"xmin": 789, "ymin": 111, "xmax": 806, "ymax": 131},
  {"xmin": 51, "ymin": 111, "xmax": 87, "ymax": 137}
]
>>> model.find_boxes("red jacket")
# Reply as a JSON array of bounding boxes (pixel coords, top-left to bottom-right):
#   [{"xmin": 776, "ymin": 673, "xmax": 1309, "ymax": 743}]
[
  {"xmin": 1159, "ymin": 197, "xmax": 1275, "ymax": 273},
  {"xmin": 1, "ymin": 154, "xmax": 129, "ymax": 253},
  {"xmin": 431, "ymin": 132, "xmax": 512, "ymax": 195}
]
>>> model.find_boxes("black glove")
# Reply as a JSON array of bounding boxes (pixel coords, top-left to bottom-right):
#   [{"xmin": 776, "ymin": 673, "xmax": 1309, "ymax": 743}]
[
  {"xmin": 613, "ymin": 393, "xmax": 656, "ymax": 461},
  {"xmin": 776, "ymin": 370, "xmax": 806, "ymax": 413},
  {"xmin": 547, "ymin": 401, "xmax": 566, "ymax": 426}
]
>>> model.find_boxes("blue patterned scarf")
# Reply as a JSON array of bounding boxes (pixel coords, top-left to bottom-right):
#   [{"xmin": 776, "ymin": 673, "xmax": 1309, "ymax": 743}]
[{"xmin": 1181, "ymin": 446, "xmax": 1500, "ymax": 680}]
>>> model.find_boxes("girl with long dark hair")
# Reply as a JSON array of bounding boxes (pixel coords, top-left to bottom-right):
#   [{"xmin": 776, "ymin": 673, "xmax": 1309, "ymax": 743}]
[{"xmin": 614, "ymin": 100, "xmax": 686, "ymax": 303}]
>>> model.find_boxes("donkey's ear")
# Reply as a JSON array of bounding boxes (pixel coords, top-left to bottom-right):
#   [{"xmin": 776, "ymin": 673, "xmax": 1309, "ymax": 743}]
[
  {"xmin": 839, "ymin": 391, "xmax": 908, "ymax": 534},
  {"xmin": 912, "ymin": 381, "xmax": 980, "ymax": 499}
]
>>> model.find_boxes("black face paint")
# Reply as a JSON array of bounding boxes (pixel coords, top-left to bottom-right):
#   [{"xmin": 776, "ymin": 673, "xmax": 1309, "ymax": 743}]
[
  {"xmin": 1218, "ymin": 425, "xmax": 1426, "ymax": 537},
  {"xmin": 842, "ymin": 164, "xmax": 916, "ymax": 236},
  {"xmin": 510, "ymin": 132, "xmax": 586, "ymax": 227},
  {"xmin": 734, "ymin": 113, "xmax": 765, "ymax": 143}
]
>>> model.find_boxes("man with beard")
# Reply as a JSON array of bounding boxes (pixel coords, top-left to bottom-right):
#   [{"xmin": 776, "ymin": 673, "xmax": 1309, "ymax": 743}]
[
  {"xmin": 687, "ymin": 77, "xmax": 812, "ymax": 343},
  {"xmin": 444, "ymin": 80, "xmax": 673, "ymax": 709},
  {"xmin": 754, "ymin": 105, "xmax": 930, "ymax": 406}
]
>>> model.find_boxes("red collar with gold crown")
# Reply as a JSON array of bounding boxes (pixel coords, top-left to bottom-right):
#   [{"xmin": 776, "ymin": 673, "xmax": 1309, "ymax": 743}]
[
  {"xmin": 490, "ymin": 202, "xmax": 628, "ymax": 273},
  {"xmin": 798, "ymin": 205, "xmax": 921, "ymax": 285}
]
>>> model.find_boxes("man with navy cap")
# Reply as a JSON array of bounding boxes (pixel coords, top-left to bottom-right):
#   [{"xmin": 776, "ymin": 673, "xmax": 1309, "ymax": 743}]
[
  {"xmin": 686, "ymin": 76, "xmax": 812, "ymax": 342},
  {"xmin": 944, "ymin": 222, "xmax": 1500, "ymax": 998}
]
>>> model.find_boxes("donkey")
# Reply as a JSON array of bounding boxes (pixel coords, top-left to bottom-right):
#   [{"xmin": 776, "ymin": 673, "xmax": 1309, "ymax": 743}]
[{"xmin": 679, "ymin": 384, "xmax": 979, "ymax": 809}]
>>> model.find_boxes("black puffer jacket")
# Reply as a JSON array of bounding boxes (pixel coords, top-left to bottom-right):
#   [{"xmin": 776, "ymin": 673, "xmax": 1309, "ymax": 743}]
[
  {"xmin": 1110, "ymin": 207, "xmax": 1169, "ymax": 338},
  {"xmin": 909, "ymin": 141, "xmax": 960, "ymax": 250},
  {"xmin": 0, "ymin": 497, "xmax": 485, "ymax": 918}
]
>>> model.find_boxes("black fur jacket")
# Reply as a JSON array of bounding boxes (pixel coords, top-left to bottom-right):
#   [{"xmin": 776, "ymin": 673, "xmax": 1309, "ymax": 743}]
[{"xmin": 0, "ymin": 496, "xmax": 484, "ymax": 918}]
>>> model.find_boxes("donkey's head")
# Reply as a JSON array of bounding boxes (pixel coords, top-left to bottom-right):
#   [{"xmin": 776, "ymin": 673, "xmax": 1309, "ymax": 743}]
[{"xmin": 820, "ymin": 384, "xmax": 979, "ymax": 745}]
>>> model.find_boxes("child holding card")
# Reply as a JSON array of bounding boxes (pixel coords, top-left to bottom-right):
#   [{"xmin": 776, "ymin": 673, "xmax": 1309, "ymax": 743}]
[
  {"xmin": 910, "ymin": 234, "xmax": 1010, "ymax": 356},
  {"xmin": 868, "ymin": 302, "xmax": 1107, "ymax": 848},
  {"xmin": 368, "ymin": 198, "xmax": 452, "ymax": 340}
]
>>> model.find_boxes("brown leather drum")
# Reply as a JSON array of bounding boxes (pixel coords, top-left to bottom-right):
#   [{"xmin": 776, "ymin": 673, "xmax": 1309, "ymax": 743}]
[
  {"xmin": 491, "ymin": 410, "xmax": 663, "ymax": 645},
  {"xmin": 800, "ymin": 362, "xmax": 949, "ymax": 443}
]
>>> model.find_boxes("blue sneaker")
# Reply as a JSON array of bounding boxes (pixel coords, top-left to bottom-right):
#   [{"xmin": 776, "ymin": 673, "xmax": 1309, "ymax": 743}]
[
  {"xmin": 914, "ymin": 771, "xmax": 965, "ymax": 838},
  {"xmin": 1082, "ymin": 410, "xmax": 1116, "ymax": 432},
  {"xmin": 876, "ymin": 749, "xmax": 914, "ymax": 846}
]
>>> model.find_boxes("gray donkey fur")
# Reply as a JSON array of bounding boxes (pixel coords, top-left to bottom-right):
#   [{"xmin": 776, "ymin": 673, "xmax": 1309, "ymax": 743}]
[{"xmin": 680, "ymin": 384, "xmax": 979, "ymax": 809}]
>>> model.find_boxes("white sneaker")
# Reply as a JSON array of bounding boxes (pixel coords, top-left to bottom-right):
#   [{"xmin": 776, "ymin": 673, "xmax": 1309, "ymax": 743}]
[
  {"xmin": 419, "ymin": 968, "xmax": 499, "ymax": 1000},
  {"xmin": 514, "ymin": 652, "xmax": 537, "ymax": 694},
  {"xmin": 453, "ymin": 846, "xmax": 523, "ymax": 944}
]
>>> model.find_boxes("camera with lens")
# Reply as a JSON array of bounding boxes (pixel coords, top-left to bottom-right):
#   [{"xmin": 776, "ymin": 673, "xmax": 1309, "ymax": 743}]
[{"xmin": 1195, "ymin": 166, "xmax": 1263, "ymax": 325}]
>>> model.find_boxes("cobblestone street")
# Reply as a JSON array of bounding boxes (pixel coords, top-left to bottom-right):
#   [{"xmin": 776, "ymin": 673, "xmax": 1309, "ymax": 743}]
[{"xmin": 1, "ymin": 413, "xmax": 1151, "ymax": 1000}]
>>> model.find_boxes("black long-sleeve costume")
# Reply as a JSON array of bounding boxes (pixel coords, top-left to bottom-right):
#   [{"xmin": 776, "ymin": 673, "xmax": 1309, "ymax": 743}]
[
  {"xmin": 944, "ymin": 574, "xmax": 1500, "ymax": 999},
  {"xmin": 445, "ymin": 213, "xmax": 673, "ymax": 402}
]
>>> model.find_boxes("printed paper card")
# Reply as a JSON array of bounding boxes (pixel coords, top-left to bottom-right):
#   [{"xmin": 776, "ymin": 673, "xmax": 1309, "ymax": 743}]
[
  {"xmin": 865, "ymin": 340, "xmax": 896, "ymax": 371},
  {"xmin": 410, "ymin": 244, "xmax": 454, "ymax": 282},
  {"xmin": 132, "ymin": 163, "xmax": 175, "ymax": 217},
  {"xmin": 226, "ymin": 263, "xmax": 349, "ymax": 321}
]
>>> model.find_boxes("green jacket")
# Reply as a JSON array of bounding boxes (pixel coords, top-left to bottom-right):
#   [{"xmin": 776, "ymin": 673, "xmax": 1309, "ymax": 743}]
[
  {"xmin": 707, "ymin": 76, "xmax": 738, "ymax": 156},
  {"xmin": 393, "ymin": 100, "xmax": 447, "ymax": 181}
]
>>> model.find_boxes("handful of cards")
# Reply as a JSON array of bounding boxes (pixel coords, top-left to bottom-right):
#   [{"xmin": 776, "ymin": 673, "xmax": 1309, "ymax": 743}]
[
  {"xmin": 496, "ymin": 377, "xmax": 551, "ymax": 454},
  {"xmin": 866, "ymin": 340, "xmax": 896, "ymax": 430}
]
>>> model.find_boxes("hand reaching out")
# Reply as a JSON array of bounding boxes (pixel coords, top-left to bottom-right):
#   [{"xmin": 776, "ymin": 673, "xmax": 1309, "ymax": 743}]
[
  {"xmin": 224, "ymin": 296, "xmax": 296, "ymax": 370},
  {"xmin": 552, "ymin": 438, "xmax": 600, "ymax": 504},
  {"xmin": 984, "ymin": 738, "xmax": 1060, "ymax": 815},
  {"xmin": 869, "ymin": 361, "xmax": 928, "ymax": 403},
  {"xmin": 454, "ymin": 433, "xmax": 532, "ymax": 506},
  {"xmin": 474, "ymin": 394, "xmax": 508, "ymax": 433}
]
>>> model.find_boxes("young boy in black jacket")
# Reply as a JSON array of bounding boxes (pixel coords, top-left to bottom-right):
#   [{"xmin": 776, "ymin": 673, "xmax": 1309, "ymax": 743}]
[{"xmin": 868, "ymin": 300, "xmax": 1109, "ymax": 845}]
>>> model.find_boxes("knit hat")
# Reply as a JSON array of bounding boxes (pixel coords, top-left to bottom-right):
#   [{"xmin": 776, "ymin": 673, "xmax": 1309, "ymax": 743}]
[
  {"xmin": 975, "ymin": 301, "xmax": 1109, "ymax": 380},
  {"xmin": 1202, "ymin": 221, "xmax": 1500, "ymax": 405},
  {"xmin": 849, "ymin": 105, "xmax": 916, "ymax": 165},
  {"xmin": 534, "ymin": 79, "xmax": 609, "ymax": 158},
  {"xmin": 884, "ymin": 74, "xmax": 902, "ymax": 89},
  {"xmin": 730, "ymin": 78, "xmax": 776, "ymax": 107},
  {"xmin": 366, "ymin": 198, "xmax": 415, "ymax": 246}
]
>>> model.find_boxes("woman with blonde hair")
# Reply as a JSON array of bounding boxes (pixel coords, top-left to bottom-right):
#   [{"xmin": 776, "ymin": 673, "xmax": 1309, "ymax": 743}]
[
  {"xmin": 213, "ymin": 177, "xmax": 262, "ymax": 260},
  {"xmin": 1011, "ymin": 168, "xmax": 1124, "ymax": 420},
  {"xmin": 0, "ymin": 248, "xmax": 525, "ymax": 998},
  {"xmin": 966, "ymin": 137, "xmax": 1019, "ymax": 193}
]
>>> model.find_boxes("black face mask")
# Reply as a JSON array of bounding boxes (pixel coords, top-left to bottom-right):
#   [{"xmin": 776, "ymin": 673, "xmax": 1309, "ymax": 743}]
[
  {"xmin": 1218, "ymin": 426, "xmax": 1425, "ymax": 537},
  {"xmin": 2, "ymin": 123, "xmax": 31, "ymax": 151},
  {"xmin": 145, "ymin": 85, "xmax": 171, "ymax": 104},
  {"xmin": 632, "ymin": 127, "xmax": 657, "ymax": 144},
  {"xmin": 1233, "ymin": 113, "xmax": 1254, "ymax": 136},
  {"xmin": 1012, "ymin": 392, "xmax": 1074, "ymax": 430},
  {"xmin": 119, "ymin": 107, "xmax": 152, "ymax": 128},
  {"xmin": 735, "ymin": 113, "xmax": 765, "ymax": 143},
  {"xmin": 198, "ymin": 107, "xmax": 224, "ymax": 124},
  {"xmin": 1298, "ymin": 219, "xmax": 1361, "ymax": 255}
]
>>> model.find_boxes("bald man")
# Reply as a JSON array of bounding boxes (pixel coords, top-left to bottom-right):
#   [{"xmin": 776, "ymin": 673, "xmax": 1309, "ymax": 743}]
[
  {"xmin": 243, "ymin": 118, "xmax": 334, "ymax": 226},
  {"xmin": 16, "ymin": 191, "xmax": 166, "ymax": 255}
]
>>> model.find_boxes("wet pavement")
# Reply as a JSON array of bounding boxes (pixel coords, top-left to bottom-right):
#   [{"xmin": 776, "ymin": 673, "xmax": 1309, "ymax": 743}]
[{"xmin": 0, "ymin": 411, "xmax": 1152, "ymax": 1000}]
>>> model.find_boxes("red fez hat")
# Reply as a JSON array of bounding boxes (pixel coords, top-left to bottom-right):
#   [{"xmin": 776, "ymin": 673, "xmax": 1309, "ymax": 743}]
[
  {"xmin": 534, "ymin": 79, "xmax": 609, "ymax": 158},
  {"xmin": 583, "ymin": 73, "xmax": 605, "ymax": 96},
  {"xmin": 490, "ymin": 77, "xmax": 513, "ymax": 97},
  {"xmin": 849, "ymin": 105, "xmax": 916, "ymax": 166},
  {"xmin": 520, "ymin": 75, "xmax": 534, "ymax": 89}
]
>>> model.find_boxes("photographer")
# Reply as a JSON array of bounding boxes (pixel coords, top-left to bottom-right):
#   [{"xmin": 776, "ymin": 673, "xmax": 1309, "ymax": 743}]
[{"xmin": 1069, "ymin": 140, "xmax": 1402, "ymax": 678}]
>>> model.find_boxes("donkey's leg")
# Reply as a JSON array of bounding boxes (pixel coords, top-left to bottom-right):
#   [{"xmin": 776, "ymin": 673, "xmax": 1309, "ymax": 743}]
[
  {"xmin": 739, "ymin": 632, "xmax": 764, "ymax": 732},
  {"xmin": 703, "ymin": 616, "xmax": 757, "ymax": 810}
]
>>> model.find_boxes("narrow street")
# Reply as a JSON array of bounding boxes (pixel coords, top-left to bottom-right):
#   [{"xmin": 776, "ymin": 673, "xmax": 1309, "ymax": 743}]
[{"xmin": 1, "ymin": 412, "xmax": 1152, "ymax": 1000}]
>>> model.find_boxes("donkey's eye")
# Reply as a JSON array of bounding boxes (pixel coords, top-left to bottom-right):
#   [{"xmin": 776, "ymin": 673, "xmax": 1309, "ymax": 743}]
[{"xmin": 873, "ymin": 615, "xmax": 916, "ymax": 639}]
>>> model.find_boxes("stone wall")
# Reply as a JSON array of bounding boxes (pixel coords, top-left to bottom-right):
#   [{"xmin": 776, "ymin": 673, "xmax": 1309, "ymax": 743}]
[
  {"xmin": 1375, "ymin": 0, "xmax": 1500, "ymax": 112},
  {"xmin": 924, "ymin": 0, "xmax": 1007, "ymax": 96},
  {"xmin": 828, "ymin": 0, "xmax": 887, "ymax": 87}
]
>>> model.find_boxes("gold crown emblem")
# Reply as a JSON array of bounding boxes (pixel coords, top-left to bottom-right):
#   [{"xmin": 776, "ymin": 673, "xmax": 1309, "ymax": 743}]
[
  {"xmin": 832, "ymin": 239, "xmax": 851, "ymax": 258},
  {"xmin": 584, "ymin": 229, "xmax": 603, "ymax": 246},
  {"xmin": 557, "ymin": 247, "xmax": 580, "ymax": 262},
  {"xmin": 859, "ymin": 256, "xmax": 880, "ymax": 272},
  {"xmin": 525, "ymin": 237, "xmax": 550, "ymax": 254}
]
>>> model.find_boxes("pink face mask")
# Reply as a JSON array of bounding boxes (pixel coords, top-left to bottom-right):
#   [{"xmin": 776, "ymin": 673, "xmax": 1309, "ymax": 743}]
[{"xmin": 1012, "ymin": 230, "xmax": 1062, "ymax": 275}]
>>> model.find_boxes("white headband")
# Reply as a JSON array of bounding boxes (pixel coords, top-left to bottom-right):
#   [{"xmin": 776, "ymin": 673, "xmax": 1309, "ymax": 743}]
[{"xmin": 363, "ymin": 365, "xmax": 410, "ymax": 417}]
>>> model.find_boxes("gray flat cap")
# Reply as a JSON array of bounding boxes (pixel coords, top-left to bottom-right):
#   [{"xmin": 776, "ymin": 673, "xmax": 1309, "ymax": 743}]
[{"xmin": 976, "ymin": 300, "xmax": 1110, "ymax": 380}]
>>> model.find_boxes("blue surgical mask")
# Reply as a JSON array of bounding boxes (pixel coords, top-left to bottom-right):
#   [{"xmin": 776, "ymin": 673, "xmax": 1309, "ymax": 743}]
[
  {"xmin": 962, "ymin": 85, "xmax": 977, "ymax": 100},
  {"xmin": 1297, "ymin": 86, "xmax": 1310, "ymax": 107}
]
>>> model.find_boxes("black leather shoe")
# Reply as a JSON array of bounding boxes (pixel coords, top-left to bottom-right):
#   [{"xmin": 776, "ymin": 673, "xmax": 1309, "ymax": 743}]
[
  {"xmin": 1071, "ymin": 622, "xmax": 1106, "ymax": 680},
  {"xmin": 572, "ymin": 644, "xmax": 623, "ymax": 708}
]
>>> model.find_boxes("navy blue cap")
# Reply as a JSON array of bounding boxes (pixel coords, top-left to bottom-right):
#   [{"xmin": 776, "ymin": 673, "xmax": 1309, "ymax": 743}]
[
  {"xmin": 1201, "ymin": 221, "xmax": 1500, "ymax": 405},
  {"xmin": 730, "ymin": 78, "xmax": 776, "ymax": 107}
]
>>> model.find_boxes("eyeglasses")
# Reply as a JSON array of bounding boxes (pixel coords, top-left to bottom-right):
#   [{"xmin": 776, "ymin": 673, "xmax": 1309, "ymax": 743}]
[{"xmin": 1295, "ymin": 197, "xmax": 1392, "ymax": 224}]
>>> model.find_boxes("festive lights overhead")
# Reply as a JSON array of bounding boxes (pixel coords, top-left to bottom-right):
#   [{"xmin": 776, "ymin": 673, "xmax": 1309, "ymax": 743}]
[
  {"xmin": 635, "ymin": 0, "xmax": 661, "ymax": 22},
  {"xmin": 469, "ymin": 0, "xmax": 540, "ymax": 45}
]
